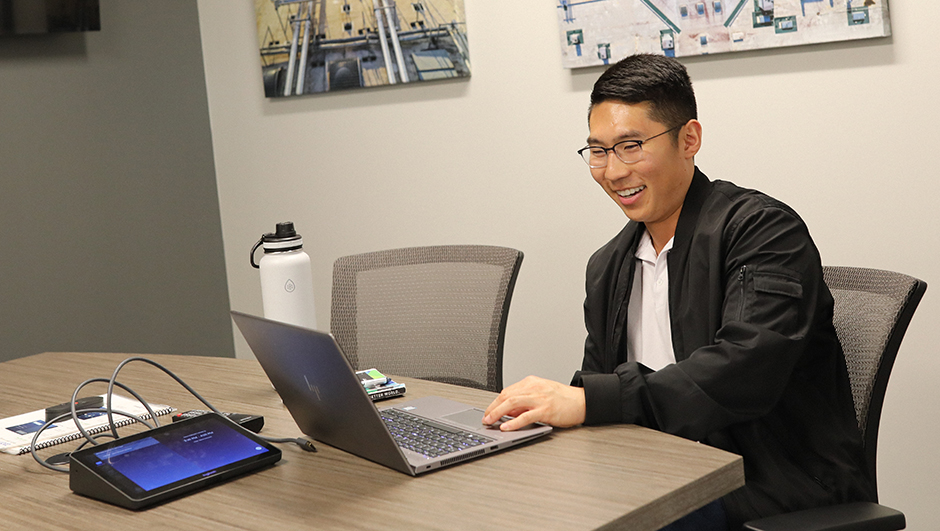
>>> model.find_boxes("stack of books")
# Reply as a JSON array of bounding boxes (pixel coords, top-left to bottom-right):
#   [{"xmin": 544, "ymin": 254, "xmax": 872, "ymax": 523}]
[{"xmin": 356, "ymin": 368, "xmax": 406, "ymax": 401}]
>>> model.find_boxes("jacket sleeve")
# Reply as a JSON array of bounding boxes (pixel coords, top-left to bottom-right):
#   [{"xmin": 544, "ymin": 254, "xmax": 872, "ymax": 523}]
[
  {"xmin": 576, "ymin": 255, "xmax": 628, "ymax": 425},
  {"xmin": 574, "ymin": 203, "xmax": 828, "ymax": 441}
]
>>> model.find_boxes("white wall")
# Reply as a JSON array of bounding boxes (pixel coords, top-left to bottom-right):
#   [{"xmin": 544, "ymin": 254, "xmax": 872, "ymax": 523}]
[{"xmin": 198, "ymin": 1, "xmax": 940, "ymax": 527}]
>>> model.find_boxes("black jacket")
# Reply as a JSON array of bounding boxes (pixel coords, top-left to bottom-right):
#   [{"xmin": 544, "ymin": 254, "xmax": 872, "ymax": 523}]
[{"xmin": 572, "ymin": 168, "xmax": 875, "ymax": 529}]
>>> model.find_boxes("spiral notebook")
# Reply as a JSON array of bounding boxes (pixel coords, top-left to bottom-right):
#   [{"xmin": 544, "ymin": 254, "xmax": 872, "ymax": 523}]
[{"xmin": 0, "ymin": 394, "xmax": 175, "ymax": 455}]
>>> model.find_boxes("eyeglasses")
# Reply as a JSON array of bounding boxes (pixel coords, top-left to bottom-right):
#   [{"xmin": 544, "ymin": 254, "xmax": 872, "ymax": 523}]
[{"xmin": 577, "ymin": 124, "xmax": 682, "ymax": 168}]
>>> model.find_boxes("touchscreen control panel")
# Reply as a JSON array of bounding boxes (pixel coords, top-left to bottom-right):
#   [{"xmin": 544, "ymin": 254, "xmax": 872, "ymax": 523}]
[{"xmin": 70, "ymin": 412, "xmax": 281, "ymax": 509}]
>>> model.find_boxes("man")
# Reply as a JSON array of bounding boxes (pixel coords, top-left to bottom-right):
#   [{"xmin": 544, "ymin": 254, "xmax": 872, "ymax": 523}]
[{"xmin": 483, "ymin": 54, "xmax": 875, "ymax": 530}]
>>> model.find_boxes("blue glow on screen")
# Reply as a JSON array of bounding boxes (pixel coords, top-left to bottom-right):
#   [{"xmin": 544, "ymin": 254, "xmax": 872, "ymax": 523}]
[{"xmin": 95, "ymin": 423, "xmax": 269, "ymax": 492}]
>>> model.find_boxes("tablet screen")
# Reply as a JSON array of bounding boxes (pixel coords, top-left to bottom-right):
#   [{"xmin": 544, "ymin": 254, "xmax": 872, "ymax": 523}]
[{"xmin": 71, "ymin": 412, "xmax": 280, "ymax": 505}]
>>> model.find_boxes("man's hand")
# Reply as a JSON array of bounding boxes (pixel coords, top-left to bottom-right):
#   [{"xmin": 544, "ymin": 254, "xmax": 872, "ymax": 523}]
[{"xmin": 482, "ymin": 376, "xmax": 586, "ymax": 431}]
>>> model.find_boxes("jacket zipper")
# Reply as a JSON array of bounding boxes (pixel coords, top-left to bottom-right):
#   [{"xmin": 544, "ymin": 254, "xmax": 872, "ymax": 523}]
[{"xmin": 738, "ymin": 265, "xmax": 747, "ymax": 320}]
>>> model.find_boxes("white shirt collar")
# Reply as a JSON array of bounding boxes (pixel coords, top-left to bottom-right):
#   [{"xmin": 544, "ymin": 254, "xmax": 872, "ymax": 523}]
[{"xmin": 635, "ymin": 229, "xmax": 674, "ymax": 263}]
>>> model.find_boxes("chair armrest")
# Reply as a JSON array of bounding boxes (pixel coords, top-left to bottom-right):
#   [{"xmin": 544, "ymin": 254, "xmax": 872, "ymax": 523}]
[{"xmin": 743, "ymin": 502, "xmax": 905, "ymax": 531}]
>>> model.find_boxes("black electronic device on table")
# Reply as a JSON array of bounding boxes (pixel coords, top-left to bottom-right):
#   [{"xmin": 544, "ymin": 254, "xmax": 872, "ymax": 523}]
[
  {"xmin": 69, "ymin": 412, "xmax": 281, "ymax": 509},
  {"xmin": 45, "ymin": 396, "xmax": 104, "ymax": 422},
  {"xmin": 173, "ymin": 409, "xmax": 264, "ymax": 433}
]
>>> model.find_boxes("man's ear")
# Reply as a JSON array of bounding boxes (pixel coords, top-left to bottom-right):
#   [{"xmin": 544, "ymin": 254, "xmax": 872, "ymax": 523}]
[{"xmin": 681, "ymin": 119, "xmax": 703, "ymax": 159}]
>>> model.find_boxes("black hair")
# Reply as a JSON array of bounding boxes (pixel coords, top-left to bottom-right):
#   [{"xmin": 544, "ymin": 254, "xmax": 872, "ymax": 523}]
[{"xmin": 589, "ymin": 54, "xmax": 697, "ymax": 136}]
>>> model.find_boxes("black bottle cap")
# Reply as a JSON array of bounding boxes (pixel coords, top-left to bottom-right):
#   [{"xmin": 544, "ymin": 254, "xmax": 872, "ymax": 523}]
[
  {"xmin": 264, "ymin": 221, "xmax": 302, "ymax": 243},
  {"xmin": 254, "ymin": 221, "xmax": 304, "ymax": 254},
  {"xmin": 273, "ymin": 222, "xmax": 297, "ymax": 239}
]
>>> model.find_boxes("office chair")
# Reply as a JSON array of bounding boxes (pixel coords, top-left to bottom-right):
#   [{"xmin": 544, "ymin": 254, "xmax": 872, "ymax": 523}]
[
  {"xmin": 330, "ymin": 245, "xmax": 523, "ymax": 393},
  {"xmin": 744, "ymin": 266, "xmax": 926, "ymax": 531}
]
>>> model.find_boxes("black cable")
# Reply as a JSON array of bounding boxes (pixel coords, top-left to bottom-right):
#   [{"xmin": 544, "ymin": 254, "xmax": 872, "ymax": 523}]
[
  {"xmin": 30, "ymin": 409, "xmax": 150, "ymax": 472},
  {"xmin": 68, "ymin": 378, "xmax": 158, "ymax": 445},
  {"xmin": 101, "ymin": 357, "xmax": 223, "ymax": 439},
  {"xmin": 99, "ymin": 357, "xmax": 307, "ymax": 447},
  {"xmin": 29, "ymin": 356, "xmax": 315, "ymax": 472}
]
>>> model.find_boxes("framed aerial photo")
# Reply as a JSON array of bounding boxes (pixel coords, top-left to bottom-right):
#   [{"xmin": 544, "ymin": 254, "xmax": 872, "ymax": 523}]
[
  {"xmin": 255, "ymin": 0, "xmax": 470, "ymax": 97},
  {"xmin": 556, "ymin": 0, "xmax": 891, "ymax": 68}
]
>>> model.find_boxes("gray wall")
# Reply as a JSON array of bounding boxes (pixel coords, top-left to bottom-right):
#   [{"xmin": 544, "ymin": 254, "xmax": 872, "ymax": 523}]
[{"xmin": 0, "ymin": 1, "xmax": 233, "ymax": 362}]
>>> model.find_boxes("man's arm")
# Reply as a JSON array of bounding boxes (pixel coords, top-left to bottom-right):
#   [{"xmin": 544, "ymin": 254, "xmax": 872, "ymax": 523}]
[{"xmin": 481, "ymin": 232, "xmax": 625, "ymax": 432}]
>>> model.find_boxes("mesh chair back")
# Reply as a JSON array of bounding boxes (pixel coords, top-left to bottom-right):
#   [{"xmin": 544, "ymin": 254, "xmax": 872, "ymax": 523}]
[
  {"xmin": 331, "ymin": 245, "xmax": 523, "ymax": 392},
  {"xmin": 822, "ymin": 266, "xmax": 926, "ymax": 486}
]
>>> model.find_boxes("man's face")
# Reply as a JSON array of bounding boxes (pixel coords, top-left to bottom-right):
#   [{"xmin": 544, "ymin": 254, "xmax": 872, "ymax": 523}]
[{"xmin": 587, "ymin": 100, "xmax": 697, "ymax": 241}]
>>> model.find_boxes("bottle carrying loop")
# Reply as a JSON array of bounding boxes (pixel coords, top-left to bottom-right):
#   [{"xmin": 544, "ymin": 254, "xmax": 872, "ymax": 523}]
[{"xmin": 250, "ymin": 238, "xmax": 264, "ymax": 269}]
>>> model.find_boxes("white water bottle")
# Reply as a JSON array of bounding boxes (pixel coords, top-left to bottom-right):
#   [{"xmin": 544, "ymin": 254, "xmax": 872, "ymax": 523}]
[{"xmin": 250, "ymin": 222, "xmax": 317, "ymax": 329}]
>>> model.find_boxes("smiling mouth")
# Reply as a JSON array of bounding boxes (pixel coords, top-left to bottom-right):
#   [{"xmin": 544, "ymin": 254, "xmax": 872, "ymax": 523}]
[{"xmin": 616, "ymin": 185, "xmax": 646, "ymax": 198}]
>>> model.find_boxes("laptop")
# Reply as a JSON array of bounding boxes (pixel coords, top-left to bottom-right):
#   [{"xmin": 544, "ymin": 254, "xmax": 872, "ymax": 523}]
[{"xmin": 230, "ymin": 311, "xmax": 552, "ymax": 476}]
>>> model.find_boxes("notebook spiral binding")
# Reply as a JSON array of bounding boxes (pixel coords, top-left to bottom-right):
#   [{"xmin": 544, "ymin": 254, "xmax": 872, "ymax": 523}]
[{"xmin": 17, "ymin": 404, "xmax": 175, "ymax": 455}]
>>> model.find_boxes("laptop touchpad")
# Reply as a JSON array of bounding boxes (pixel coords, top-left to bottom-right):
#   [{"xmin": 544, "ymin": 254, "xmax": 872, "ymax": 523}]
[{"xmin": 442, "ymin": 408, "xmax": 486, "ymax": 429}]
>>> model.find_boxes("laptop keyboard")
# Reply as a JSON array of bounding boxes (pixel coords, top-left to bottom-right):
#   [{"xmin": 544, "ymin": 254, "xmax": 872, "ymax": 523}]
[{"xmin": 380, "ymin": 408, "xmax": 495, "ymax": 458}]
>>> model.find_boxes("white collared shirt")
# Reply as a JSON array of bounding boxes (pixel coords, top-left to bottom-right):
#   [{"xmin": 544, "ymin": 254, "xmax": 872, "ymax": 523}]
[{"xmin": 626, "ymin": 230, "xmax": 676, "ymax": 371}]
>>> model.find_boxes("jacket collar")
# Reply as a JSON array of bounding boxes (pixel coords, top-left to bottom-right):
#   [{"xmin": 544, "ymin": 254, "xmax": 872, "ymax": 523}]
[{"xmin": 669, "ymin": 167, "xmax": 710, "ymax": 271}]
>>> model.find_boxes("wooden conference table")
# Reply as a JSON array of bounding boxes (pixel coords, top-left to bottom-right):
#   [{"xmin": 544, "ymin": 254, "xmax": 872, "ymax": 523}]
[{"xmin": 0, "ymin": 352, "xmax": 743, "ymax": 530}]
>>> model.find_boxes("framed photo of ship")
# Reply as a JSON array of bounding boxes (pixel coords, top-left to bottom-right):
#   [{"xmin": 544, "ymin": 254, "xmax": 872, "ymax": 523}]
[
  {"xmin": 556, "ymin": 0, "xmax": 891, "ymax": 68},
  {"xmin": 255, "ymin": 0, "xmax": 470, "ymax": 97}
]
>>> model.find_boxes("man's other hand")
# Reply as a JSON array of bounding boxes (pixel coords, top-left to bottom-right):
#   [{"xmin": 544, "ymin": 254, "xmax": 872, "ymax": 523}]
[{"xmin": 482, "ymin": 376, "xmax": 586, "ymax": 431}]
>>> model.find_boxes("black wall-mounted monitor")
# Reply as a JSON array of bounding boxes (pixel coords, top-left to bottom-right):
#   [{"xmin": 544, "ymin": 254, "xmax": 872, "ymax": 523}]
[{"xmin": 0, "ymin": 0, "xmax": 100, "ymax": 36}]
